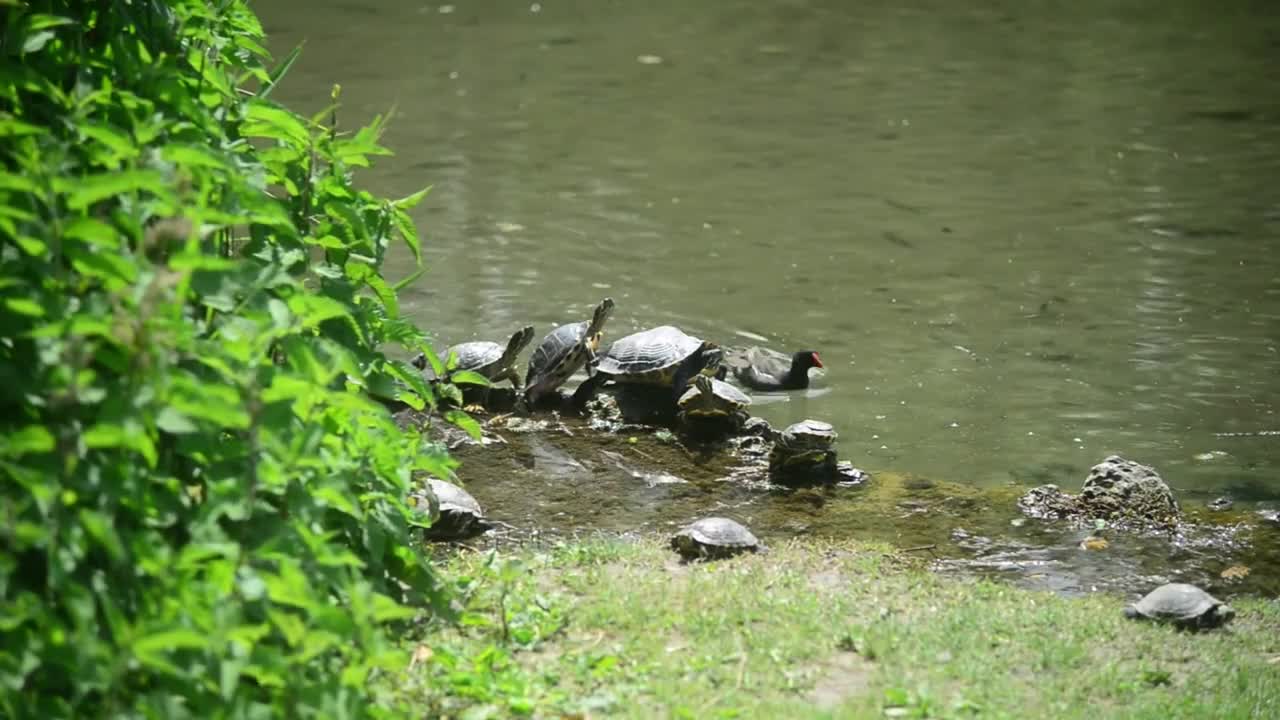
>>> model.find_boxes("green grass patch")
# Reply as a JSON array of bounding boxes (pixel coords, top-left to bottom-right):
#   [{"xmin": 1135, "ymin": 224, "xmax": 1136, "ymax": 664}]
[{"xmin": 387, "ymin": 538, "xmax": 1280, "ymax": 719}]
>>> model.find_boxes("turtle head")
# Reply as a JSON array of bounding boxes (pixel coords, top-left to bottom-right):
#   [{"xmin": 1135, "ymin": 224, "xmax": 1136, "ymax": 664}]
[
  {"xmin": 586, "ymin": 297, "xmax": 615, "ymax": 339},
  {"xmin": 500, "ymin": 325, "xmax": 536, "ymax": 367},
  {"xmin": 697, "ymin": 344, "xmax": 724, "ymax": 377},
  {"xmin": 1123, "ymin": 604, "xmax": 1142, "ymax": 620},
  {"xmin": 1212, "ymin": 603, "xmax": 1236, "ymax": 626},
  {"xmin": 693, "ymin": 374, "xmax": 714, "ymax": 395}
]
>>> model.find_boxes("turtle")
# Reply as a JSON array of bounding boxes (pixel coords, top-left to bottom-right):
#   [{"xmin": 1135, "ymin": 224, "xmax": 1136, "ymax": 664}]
[
  {"xmin": 670, "ymin": 517, "xmax": 762, "ymax": 561},
  {"xmin": 723, "ymin": 347, "xmax": 824, "ymax": 391},
  {"xmin": 768, "ymin": 419, "xmax": 839, "ymax": 477},
  {"xmin": 414, "ymin": 325, "xmax": 535, "ymax": 389},
  {"xmin": 677, "ymin": 375, "xmax": 751, "ymax": 429},
  {"xmin": 573, "ymin": 325, "xmax": 723, "ymax": 405},
  {"xmin": 413, "ymin": 479, "xmax": 490, "ymax": 541},
  {"xmin": 522, "ymin": 297, "xmax": 615, "ymax": 408},
  {"xmin": 1123, "ymin": 583, "xmax": 1235, "ymax": 630}
]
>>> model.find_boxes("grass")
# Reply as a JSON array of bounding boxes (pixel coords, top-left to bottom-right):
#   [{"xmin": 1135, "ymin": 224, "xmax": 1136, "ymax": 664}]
[{"xmin": 383, "ymin": 538, "xmax": 1280, "ymax": 719}]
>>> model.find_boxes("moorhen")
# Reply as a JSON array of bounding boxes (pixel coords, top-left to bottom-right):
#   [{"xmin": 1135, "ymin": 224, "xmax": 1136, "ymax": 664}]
[{"xmin": 727, "ymin": 347, "xmax": 824, "ymax": 391}]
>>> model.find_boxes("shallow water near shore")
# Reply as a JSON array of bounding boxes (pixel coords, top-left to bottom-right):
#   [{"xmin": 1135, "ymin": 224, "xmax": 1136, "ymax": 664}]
[
  {"xmin": 408, "ymin": 407, "xmax": 1280, "ymax": 598},
  {"xmin": 261, "ymin": 0, "xmax": 1280, "ymax": 593}
]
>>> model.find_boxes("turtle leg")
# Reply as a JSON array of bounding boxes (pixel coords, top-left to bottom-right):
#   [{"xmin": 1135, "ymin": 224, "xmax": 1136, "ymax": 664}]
[
  {"xmin": 570, "ymin": 373, "xmax": 600, "ymax": 409},
  {"xmin": 501, "ymin": 368, "xmax": 523, "ymax": 392},
  {"xmin": 670, "ymin": 353, "xmax": 704, "ymax": 405}
]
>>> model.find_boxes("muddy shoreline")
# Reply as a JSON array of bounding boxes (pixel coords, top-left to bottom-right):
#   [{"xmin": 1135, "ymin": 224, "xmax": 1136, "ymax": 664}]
[{"xmin": 396, "ymin": 392, "xmax": 1280, "ymax": 599}]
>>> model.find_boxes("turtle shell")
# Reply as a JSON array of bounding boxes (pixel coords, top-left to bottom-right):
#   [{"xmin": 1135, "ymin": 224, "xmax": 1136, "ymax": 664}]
[
  {"xmin": 421, "ymin": 326, "xmax": 534, "ymax": 383},
  {"xmin": 678, "ymin": 375, "xmax": 751, "ymax": 417},
  {"xmin": 1125, "ymin": 583, "xmax": 1232, "ymax": 627},
  {"xmin": 670, "ymin": 517, "xmax": 760, "ymax": 560},
  {"xmin": 524, "ymin": 299, "xmax": 614, "ymax": 401},
  {"xmin": 420, "ymin": 479, "xmax": 488, "ymax": 540},
  {"xmin": 597, "ymin": 326, "xmax": 708, "ymax": 385},
  {"xmin": 778, "ymin": 419, "xmax": 838, "ymax": 450},
  {"xmin": 450, "ymin": 341, "xmax": 504, "ymax": 372}
]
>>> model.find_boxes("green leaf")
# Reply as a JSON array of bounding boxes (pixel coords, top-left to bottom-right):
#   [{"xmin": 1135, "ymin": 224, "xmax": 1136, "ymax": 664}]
[
  {"xmin": 391, "ymin": 207, "xmax": 422, "ymax": 267},
  {"xmin": 392, "ymin": 266, "xmax": 425, "ymax": 292},
  {"xmin": 62, "ymin": 217, "xmax": 122, "ymax": 249},
  {"xmin": 79, "ymin": 509, "xmax": 125, "ymax": 561},
  {"xmin": 4, "ymin": 297, "xmax": 45, "ymax": 317},
  {"xmin": 393, "ymin": 185, "xmax": 432, "ymax": 210},
  {"xmin": 132, "ymin": 628, "xmax": 211, "ymax": 675},
  {"xmin": 54, "ymin": 170, "xmax": 171, "ymax": 211},
  {"xmin": 160, "ymin": 143, "xmax": 228, "ymax": 170},
  {"xmin": 83, "ymin": 421, "xmax": 157, "ymax": 466},
  {"xmin": 448, "ymin": 370, "xmax": 491, "ymax": 387},
  {"xmin": 155, "ymin": 407, "xmax": 198, "ymax": 434},
  {"xmin": 242, "ymin": 100, "xmax": 311, "ymax": 148},
  {"xmin": 259, "ymin": 42, "xmax": 303, "ymax": 99},
  {"xmin": 3, "ymin": 425, "xmax": 56, "ymax": 457},
  {"xmin": 0, "ymin": 119, "xmax": 44, "ymax": 137},
  {"xmin": 286, "ymin": 294, "xmax": 351, "ymax": 330},
  {"xmin": 0, "ymin": 171, "xmax": 38, "ymax": 193},
  {"xmin": 66, "ymin": 245, "xmax": 137, "ymax": 286},
  {"xmin": 348, "ymin": 262, "xmax": 398, "ymax": 318},
  {"xmin": 444, "ymin": 410, "xmax": 482, "ymax": 441},
  {"xmin": 79, "ymin": 124, "xmax": 139, "ymax": 162},
  {"xmin": 14, "ymin": 236, "xmax": 47, "ymax": 256},
  {"xmin": 25, "ymin": 14, "xmax": 77, "ymax": 31},
  {"xmin": 370, "ymin": 593, "xmax": 416, "ymax": 623},
  {"xmin": 22, "ymin": 30, "xmax": 57, "ymax": 54}
]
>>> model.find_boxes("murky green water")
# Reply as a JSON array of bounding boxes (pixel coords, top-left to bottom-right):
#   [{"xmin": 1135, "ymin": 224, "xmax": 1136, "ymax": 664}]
[{"xmin": 261, "ymin": 1, "xmax": 1280, "ymax": 590}]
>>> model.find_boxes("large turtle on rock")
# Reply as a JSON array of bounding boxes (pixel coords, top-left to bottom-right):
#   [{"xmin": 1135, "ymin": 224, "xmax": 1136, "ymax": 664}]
[
  {"xmin": 573, "ymin": 325, "xmax": 722, "ymax": 405},
  {"xmin": 522, "ymin": 298, "xmax": 615, "ymax": 409},
  {"xmin": 1124, "ymin": 583, "xmax": 1235, "ymax": 630}
]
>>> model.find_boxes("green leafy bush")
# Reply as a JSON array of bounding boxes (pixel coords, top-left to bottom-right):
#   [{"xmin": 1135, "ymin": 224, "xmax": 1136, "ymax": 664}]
[{"xmin": 0, "ymin": 2, "xmax": 463, "ymax": 716}]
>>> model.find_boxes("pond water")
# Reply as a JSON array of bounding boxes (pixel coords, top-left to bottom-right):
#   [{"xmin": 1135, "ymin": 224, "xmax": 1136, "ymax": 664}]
[{"xmin": 260, "ymin": 1, "xmax": 1280, "ymax": 593}]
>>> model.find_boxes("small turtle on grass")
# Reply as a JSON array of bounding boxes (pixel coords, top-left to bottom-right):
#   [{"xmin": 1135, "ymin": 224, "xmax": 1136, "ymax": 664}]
[
  {"xmin": 413, "ymin": 479, "xmax": 491, "ymax": 541},
  {"xmin": 670, "ymin": 517, "xmax": 762, "ymax": 561},
  {"xmin": 1123, "ymin": 583, "xmax": 1235, "ymax": 630}
]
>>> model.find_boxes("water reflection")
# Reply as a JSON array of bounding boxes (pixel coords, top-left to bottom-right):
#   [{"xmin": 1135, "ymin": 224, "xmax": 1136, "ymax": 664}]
[{"xmin": 261, "ymin": 0, "xmax": 1280, "ymax": 525}]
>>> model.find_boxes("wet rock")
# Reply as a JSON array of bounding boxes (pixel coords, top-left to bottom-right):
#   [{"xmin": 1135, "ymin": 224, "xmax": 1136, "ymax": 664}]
[
  {"xmin": 1207, "ymin": 496, "xmax": 1234, "ymax": 512},
  {"xmin": 730, "ymin": 434, "xmax": 770, "ymax": 457},
  {"xmin": 585, "ymin": 394, "xmax": 623, "ymax": 432},
  {"xmin": 740, "ymin": 416, "xmax": 775, "ymax": 440},
  {"xmin": 501, "ymin": 416, "xmax": 552, "ymax": 434},
  {"xmin": 834, "ymin": 462, "xmax": 869, "ymax": 486},
  {"xmin": 1016, "ymin": 484, "xmax": 1081, "ymax": 520},
  {"xmin": 1018, "ymin": 455, "xmax": 1181, "ymax": 530},
  {"xmin": 1079, "ymin": 455, "xmax": 1180, "ymax": 525},
  {"xmin": 1259, "ymin": 509, "xmax": 1280, "ymax": 525}
]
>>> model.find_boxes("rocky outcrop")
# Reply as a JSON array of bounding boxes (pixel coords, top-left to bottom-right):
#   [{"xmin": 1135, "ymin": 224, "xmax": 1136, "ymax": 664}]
[{"xmin": 1018, "ymin": 455, "xmax": 1181, "ymax": 529}]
